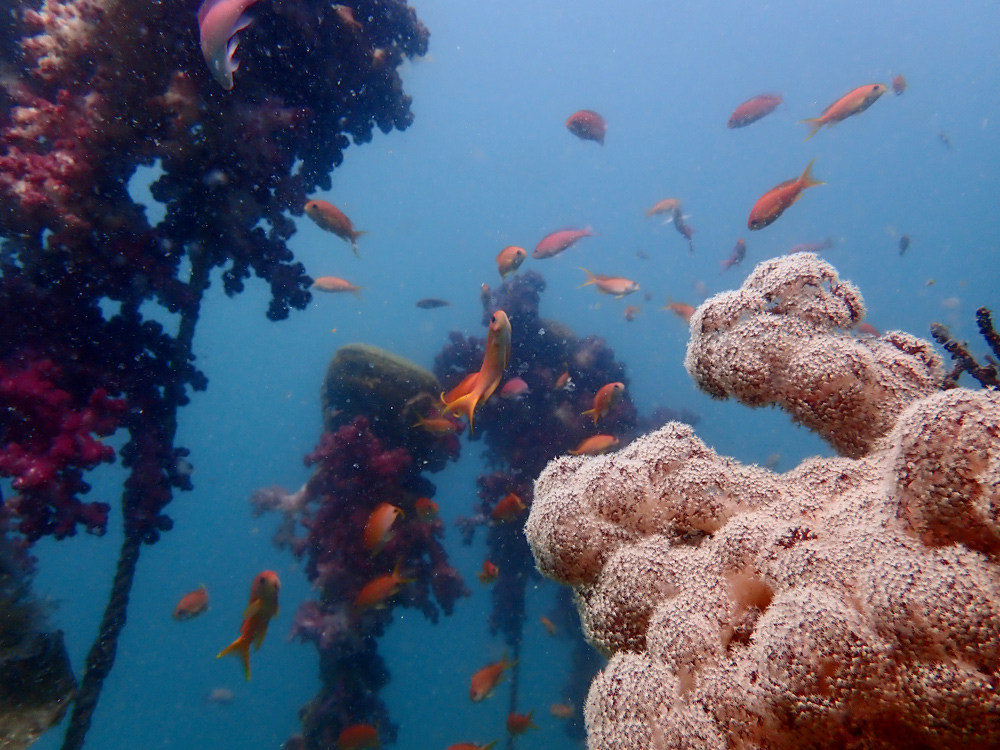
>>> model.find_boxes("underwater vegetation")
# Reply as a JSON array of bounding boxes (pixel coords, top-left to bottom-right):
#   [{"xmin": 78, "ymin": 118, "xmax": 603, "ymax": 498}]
[{"xmin": 0, "ymin": 0, "xmax": 427, "ymax": 746}]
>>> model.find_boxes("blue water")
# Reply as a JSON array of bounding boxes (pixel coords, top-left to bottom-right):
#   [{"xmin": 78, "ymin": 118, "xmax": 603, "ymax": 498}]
[{"xmin": 21, "ymin": 0, "xmax": 1000, "ymax": 748}]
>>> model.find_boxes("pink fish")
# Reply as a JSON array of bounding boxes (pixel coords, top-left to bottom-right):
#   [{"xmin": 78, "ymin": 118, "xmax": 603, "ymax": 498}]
[
  {"xmin": 198, "ymin": 0, "xmax": 261, "ymax": 90},
  {"xmin": 500, "ymin": 377, "xmax": 530, "ymax": 400},
  {"xmin": 532, "ymin": 228, "xmax": 595, "ymax": 259}
]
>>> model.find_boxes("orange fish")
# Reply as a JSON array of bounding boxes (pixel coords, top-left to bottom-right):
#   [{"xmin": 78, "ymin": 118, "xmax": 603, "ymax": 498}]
[
  {"xmin": 554, "ymin": 368, "xmax": 572, "ymax": 390},
  {"xmin": 499, "ymin": 376, "xmax": 530, "ymax": 400},
  {"xmin": 578, "ymin": 268, "xmax": 639, "ymax": 298},
  {"xmin": 645, "ymin": 198, "xmax": 681, "ymax": 219},
  {"xmin": 304, "ymin": 199, "xmax": 366, "ymax": 256},
  {"xmin": 476, "ymin": 560, "xmax": 499, "ymax": 585},
  {"xmin": 216, "ymin": 571, "xmax": 280, "ymax": 681},
  {"xmin": 623, "ymin": 305, "xmax": 640, "ymax": 322},
  {"xmin": 353, "ymin": 560, "xmax": 415, "ymax": 611},
  {"xmin": 532, "ymin": 227, "xmax": 596, "ymax": 259},
  {"xmin": 566, "ymin": 110, "xmax": 606, "ymax": 144},
  {"xmin": 446, "ymin": 744, "xmax": 497, "ymax": 750},
  {"xmin": 496, "ymin": 246, "xmax": 527, "ymax": 280},
  {"xmin": 582, "ymin": 382, "xmax": 625, "ymax": 425},
  {"xmin": 491, "ymin": 492, "xmax": 526, "ymax": 522},
  {"xmin": 748, "ymin": 159, "xmax": 824, "ymax": 230},
  {"xmin": 569, "ymin": 435, "xmax": 619, "ymax": 456},
  {"xmin": 363, "ymin": 503, "xmax": 404, "ymax": 556},
  {"xmin": 855, "ymin": 322, "xmax": 879, "ymax": 336},
  {"xmin": 174, "ymin": 584, "xmax": 210, "ymax": 620},
  {"xmin": 727, "ymin": 93, "xmax": 782, "ymax": 128},
  {"xmin": 332, "ymin": 4, "xmax": 363, "ymax": 33},
  {"xmin": 891, "ymin": 74, "xmax": 907, "ymax": 96},
  {"xmin": 413, "ymin": 414, "xmax": 459, "ymax": 435},
  {"xmin": 414, "ymin": 497, "xmax": 439, "ymax": 521},
  {"xmin": 470, "ymin": 653, "xmax": 517, "ymax": 702},
  {"xmin": 799, "ymin": 84, "xmax": 887, "ymax": 140},
  {"xmin": 663, "ymin": 298, "xmax": 696, "ymax": 323},
  {"xmin": 313, "ymin": 276, "xmax": 362, "ymax": 295},
  {"xmin": 540, "ymin": 616, "xmax": 557, "ymax": 636},
  {"xmin": 439, "ymin": 310, "xmax": 511, "ymax": 432},
  {"xmin": 198, "ymin": 0, "xmax": 261, "ymax": 91},
  {"xmin": 337, "ymin": 724, "xmax": 379, "ymax": 750},
  {"xmin": 550, "ymin": 702, "xmax": 575, "ymax": 719},
  {"xmin": 506, "ymin": 711, "xmax": 538, "ymax": 735}
]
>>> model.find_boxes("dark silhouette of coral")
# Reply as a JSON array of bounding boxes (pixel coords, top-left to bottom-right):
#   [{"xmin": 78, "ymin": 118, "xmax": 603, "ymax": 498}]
[{"xmin": 0, "ymin": 1, "xmax": 429, "ymax": 747}]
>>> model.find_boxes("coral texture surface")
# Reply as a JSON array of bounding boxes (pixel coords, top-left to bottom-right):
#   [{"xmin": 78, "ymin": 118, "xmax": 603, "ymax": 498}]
[{"xmin": 526, "ymin": 254, "xmax": 1000, "ymax": 749}]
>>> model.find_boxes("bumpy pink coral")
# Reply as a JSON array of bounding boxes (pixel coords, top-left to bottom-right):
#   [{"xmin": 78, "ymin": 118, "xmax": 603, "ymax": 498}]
[
  {"xmin": 527, "ymin": 389, "xmax": 1000, "ymax": 749},
  {"xmin": 684, "ymin": 253, "xmax": 943, "ymax": 458},
  {"xmin": 527, "ymin": 254, "xmax": 1000, "ymax": 749}
]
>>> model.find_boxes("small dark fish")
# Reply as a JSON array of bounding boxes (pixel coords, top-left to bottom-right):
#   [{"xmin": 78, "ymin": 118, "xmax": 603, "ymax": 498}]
[
  {"xmin": 936, "ymin": 130, "xmax": 951, "ymax": 149},
  {"xmin": 636, "ymin": 249, "xmax": 649, "ymax": 260},
  {"xmin": 898, "ymin": 235, "xmax": 910, "ymax": 256},
  {"xmin": 416, "ymin": 298, "xmax": 450, "ymax": 309},
  {"xmin": 891, "ymin": 74, "xmax": 907, "ymax": 96},
  {"xmin": 720, "ymin": 238, "xmax": 747, "ymax": 273}
]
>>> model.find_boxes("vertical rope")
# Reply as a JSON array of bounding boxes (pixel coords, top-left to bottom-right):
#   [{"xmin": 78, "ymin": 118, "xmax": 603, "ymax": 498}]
[
  {"xmin": 60, "ymin": 254, "xmax": 210, "ymax": 750},
  {"xmin": 59, "ymin": 530, "xmax": 141, "ymax": 750},
  {"xmin": 504, "ymin": 639, "xmax": 522, "ymax": 750}
]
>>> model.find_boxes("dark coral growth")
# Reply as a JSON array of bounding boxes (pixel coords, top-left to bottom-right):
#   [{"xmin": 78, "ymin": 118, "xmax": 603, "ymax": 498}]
[
  {"xmin": 433, "ymin": 270, "xmax": 695, "ymax": 723},
  {"xmin": 255, "ymin": 410, "xmax": 466, "ymax": 747},
  {"xmin": 0, "ymin": 0, "xmax": 428, "ymax": 746},
  {"xmin": 931, "ymin": 307, "xmax": 999, "ymax": 390}
]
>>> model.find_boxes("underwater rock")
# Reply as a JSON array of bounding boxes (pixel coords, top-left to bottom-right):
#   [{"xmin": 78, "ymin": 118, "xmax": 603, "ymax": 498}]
[
  {"xmin": 322, "ymin": 343, "xmax": 441, "ymax": 431},
  {"xmin": 0, "ymin": 538, "xmax": 75, "ymax": 750}
]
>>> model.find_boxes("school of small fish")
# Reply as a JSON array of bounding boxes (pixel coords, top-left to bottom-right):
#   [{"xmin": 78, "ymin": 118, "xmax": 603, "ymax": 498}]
[{"xmin": 191, "ymin": 4, "xmax": 921, "ymax": 742}]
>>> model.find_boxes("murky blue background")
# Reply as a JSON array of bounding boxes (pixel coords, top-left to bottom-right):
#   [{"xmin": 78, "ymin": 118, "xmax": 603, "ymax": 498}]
[{"xmin": 23, "ymin": 0, "xmax": 999, "ymax": 748}]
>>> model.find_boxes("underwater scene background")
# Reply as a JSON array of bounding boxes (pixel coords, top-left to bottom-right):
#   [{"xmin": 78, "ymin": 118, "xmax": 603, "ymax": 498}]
[{"xmin": 2, "ymin": 0, "xmax": 998, "ymax": 749}]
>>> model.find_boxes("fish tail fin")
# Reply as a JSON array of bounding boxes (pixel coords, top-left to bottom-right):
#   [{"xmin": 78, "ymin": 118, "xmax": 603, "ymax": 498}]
[
  {"xmin": 577, "ymin": 267, "xmax": 597, "ymax": 288},
  {"xmin": 584, "ymin": 225, "xmax": 598, "ymax": 237},
  {"xmin": 797, "ymin": 118, "xmax": 823, "ymax": 141},
  {"xmin": 581, "ymin": 407, "xmax": 597, "ymax": 422},
  {"xmin": 441, "ymin": 391, "xmax": 479, "ymax": 434},
  {"xmin": 350, "ymin": 230, "xmax": 368, "ymax": 257},
  {"xmin": 799, "ymin": 158, "xmax": 825, "ymax": 188},
  {"xmin": 352, "ymin": 286, "xmax": 364, "ymax": 299},
  {"xmin": 217, "ymin": 636, "xmax": 251, "ymax": 681}
]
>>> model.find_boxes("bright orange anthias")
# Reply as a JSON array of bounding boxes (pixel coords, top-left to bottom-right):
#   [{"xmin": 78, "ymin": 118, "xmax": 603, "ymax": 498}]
[
  {"xmin": 491, "ymin": 492, "xmax": 526, "ymax": 523},
  {"xmin": 582, "ymin": 382, "xmax": 625, "ymax": 425},
  {"xmin": 363, "ymin": 502, "xmax": 404, "ymax": 556},
  {"xmin": 439, "ymin": 310, "xmax": 511, "ymax": 433},
  {"xmin": 476, "ymin": 560, "xmax": 499, "ymax": 585},
  {"xmin": 412, "ymin": 413, "xmax": 459, "ymax": 435},
  {"xmin": 336, "ymin": 723, "xmax": 379, "ymax": 750},
  {"xmin": 496, "ymin": 246, "xmax": 527, "ymax": 280},
  {"xmin": 663, "ymin": 298, "xmax": 696, "ymax": 323},
  {"xmin": 353, "ymin": 560, "xmax": 415, "ymax": 611},
  {"xmin": 470, "ymin": 653, "xmax": 517, "ymax": 702},
  {"xmin": 799, "ymin": 83, "xmax": 887, "ymax": 140},
  {"xmin": 216, "ymin": 571, "xmax": 280, "ymax": 680},
  {"xmin": 748, "ymin": 159, "xmax": 824, "ymax": 230},
  {"xmin": 174, "ymin": 584, "xmax": 209, "ymax": 620},
  {"xmin": 414, "ymin": 496, "xmax": 439, "ymax": 521},
  {"xmin": 506, "ymin": 711, "xmax": 538, "ymax": 735},
  {"xmin": 569, "ymin": 434, "xmax": 619, "ymax": 456},
  {"xmin": 304, "ymin": 199, "xmax": 367, "ymax": 256},
  {"xmin": 578, "ymin": 268, "xmax": 639, "ymax": 298}
]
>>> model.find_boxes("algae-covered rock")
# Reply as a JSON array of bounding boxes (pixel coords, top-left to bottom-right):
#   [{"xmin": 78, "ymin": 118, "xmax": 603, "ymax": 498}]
[
  {"xmin": 321, "ymin": 344, "xmax": 461, "ymax": 473},
  {"xmin": 322, "ymin": 344, "xmax": 442, "ymax": 432},
  {"xmin": 0, "ymin": 537, "xmax": 76, "ymax": 750}
]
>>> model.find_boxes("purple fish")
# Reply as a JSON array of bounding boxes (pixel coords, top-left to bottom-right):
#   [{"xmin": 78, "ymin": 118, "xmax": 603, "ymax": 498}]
[{"xmin": 198, "ymin": 0, "xmax": 261, "ymax": 90}]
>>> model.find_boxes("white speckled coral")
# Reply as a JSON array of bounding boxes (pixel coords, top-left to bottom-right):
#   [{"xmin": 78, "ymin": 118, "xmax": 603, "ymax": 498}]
[
  {"xmin": 526, "ymin": 255, "xmax": 1000, "ymax": 749},
  {"xmin": 684, "ymin": 253, "xmax": 943, "ymax": 458}
]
